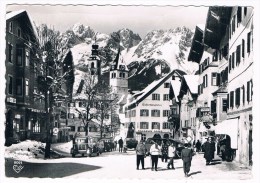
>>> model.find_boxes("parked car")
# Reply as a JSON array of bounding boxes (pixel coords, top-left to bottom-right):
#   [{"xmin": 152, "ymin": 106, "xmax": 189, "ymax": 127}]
[
  {"xmin": 70, "ymin": 136, "xmax": 100, "ymax": 157},
  {"xmin": 144, "ymin": 138, "xmax": 185, "ymax": 158}
]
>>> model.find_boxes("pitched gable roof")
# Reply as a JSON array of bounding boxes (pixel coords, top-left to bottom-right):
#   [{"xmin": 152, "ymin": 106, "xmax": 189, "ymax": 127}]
[
  {"xmin": 178, "ymin": 75, "xmax": 199, "ymax": 100},
  {"xmin": 126, "ymin": 69, "xmax": 186, "ymax": 109}
]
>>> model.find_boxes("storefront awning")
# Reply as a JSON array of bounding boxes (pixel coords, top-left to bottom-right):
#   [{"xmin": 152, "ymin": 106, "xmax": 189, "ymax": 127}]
[{"xmin": 214, "ymin": 118, "xmax": 239, "ymax": 149}]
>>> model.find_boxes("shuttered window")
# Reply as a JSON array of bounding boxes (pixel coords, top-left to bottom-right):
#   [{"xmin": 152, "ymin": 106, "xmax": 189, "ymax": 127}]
[
  {"xmin": 242, "ymin": 39, "xmax": 245, "ymax": 58},
  {"xmin": 230, "ymin": 91, "xmax": 234, "ymax": 108},
  {"xmin": 247, "ymin": 32, "xmax": 251, "ymax": 53},
  {"xmin": 235, "ymin": 88, "xmax": 241, "ymax": 106},
  {"xmin": 236, "ymin": 45, "xmax": 241, "ymax": 66}
]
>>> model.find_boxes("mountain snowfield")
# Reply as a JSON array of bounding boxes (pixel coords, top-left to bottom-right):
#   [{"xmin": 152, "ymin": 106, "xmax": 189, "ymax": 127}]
[{"xmin": 61, "ymin": 23, "xmax": 199, "ymax": 91}]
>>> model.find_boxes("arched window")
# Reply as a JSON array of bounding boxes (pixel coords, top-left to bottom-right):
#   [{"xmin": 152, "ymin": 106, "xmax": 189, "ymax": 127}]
[{"xmin": 91, "ymin": 62, "xmax": 95, "ymax": 68}]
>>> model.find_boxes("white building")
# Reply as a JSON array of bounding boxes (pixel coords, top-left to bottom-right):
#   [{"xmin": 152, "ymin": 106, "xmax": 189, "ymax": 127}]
[{"xmin": 124, "ymin": 70, "xmax": 185, "ymax": 141}]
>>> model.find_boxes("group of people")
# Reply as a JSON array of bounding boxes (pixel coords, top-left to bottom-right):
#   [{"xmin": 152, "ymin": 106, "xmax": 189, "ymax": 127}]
[
  {"xmin": 135, "ymin": 139, "xmax": 192, "ymax": 177},
  {"xmin": 135, "ymin": 137, "xmax": 216, "ymax": 177}
]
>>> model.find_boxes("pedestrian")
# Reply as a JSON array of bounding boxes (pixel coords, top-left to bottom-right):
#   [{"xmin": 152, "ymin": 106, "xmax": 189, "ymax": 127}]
[
  {"xmin": 118, "ymin": 137, "xmax": 123, "ymax": 152},
  {"xmin": 149, "ymin": 141, "xmax": 161, "ymax": 171},
  {"xmin": 210, "ymin": 137, "xmax": 216, "ymax": 159},
  {"xmin": 203, "ymin": 137, "xmax": 215, "ymax": 165},
  {"xmin": 195, "ymin": 140, "xmax": 202, "ymax": 153},
  {"xmin": 167, "ymin": 142, "xmax": 176, "ymax": 169},
  {"xmin": 181, "ymin": 143, "xmax": 193, "ymax": 177},
  {"xmin": 114, "ymin": 140, "xmax": 117, "ymax": 151},
  {"xmin": 136, "ymin": 140, "xmax": 146, "ymax": 170},
  {"xmin": 161, "ymin": 140, "xmax": 169, "ymax": 162}
]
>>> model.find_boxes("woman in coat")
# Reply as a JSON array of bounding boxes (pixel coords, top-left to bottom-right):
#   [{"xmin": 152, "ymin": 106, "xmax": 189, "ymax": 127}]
[{"xmin": 149, "ymin": 141, "xmax": 161, "ymax": 171}]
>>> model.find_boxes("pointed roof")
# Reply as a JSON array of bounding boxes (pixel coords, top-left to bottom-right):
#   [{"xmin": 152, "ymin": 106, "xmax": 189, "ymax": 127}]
[
  {"xmin": 178, "ymin": 75, "xmax": 199, "ymax": 100},
  {"xmin": 203, "ymin": 7, "xmax": 232, "ymax": 49},
  {"xmin": 188, "ymin": 25, "xmax": 204, "ymax": 63},
  {"xmin": 169, "ymin": 78, "xmax": 182, "ymax": 102},
  {"xmin": 125, "ymin": 70, "xmax": 186, "ymax": 110},
  {"xmin": 6, "ymin": 10, "xmax": 38, "ymax": 43},
  {"xmin": 110, "ymin": 47, "xmax": 129, "ymax": 71}
]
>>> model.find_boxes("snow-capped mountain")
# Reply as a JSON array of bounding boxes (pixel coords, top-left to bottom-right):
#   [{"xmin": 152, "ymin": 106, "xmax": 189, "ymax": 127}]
[{"xmin": 59, "ymin": 23, "xmax": 198, "ymax": 91}]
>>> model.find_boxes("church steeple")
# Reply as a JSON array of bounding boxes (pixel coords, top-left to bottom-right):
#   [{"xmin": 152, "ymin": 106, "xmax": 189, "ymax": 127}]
[{"xmin": 88, "ymin": 34, "xmax": 101, "ymax": 76}]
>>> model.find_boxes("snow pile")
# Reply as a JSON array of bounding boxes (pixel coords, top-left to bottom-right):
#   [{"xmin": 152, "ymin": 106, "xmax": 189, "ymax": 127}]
[{"xmin": 5, "ymin": 140, "xmax": 46, "ymax": 160}]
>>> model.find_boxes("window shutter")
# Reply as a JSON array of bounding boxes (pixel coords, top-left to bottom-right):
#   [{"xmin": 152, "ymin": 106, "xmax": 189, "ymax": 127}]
[
  {"xmin": 227, "ymin": 94, "xmax": 229, "ymax": 109},
  {"xmin": 236, "ymin": 45, "xmax": 241, "ymax": 65},
  {"xmin": 232, "ymin": 52, "xmax": 235, "ymax": 69},
  {"xmin": 242, "ymin": 39, "xmax": 245, "ymax": 58},
  {"xmin": 217, "ymin": 73, "xmax": 220, "ymax": 86},
  {"xmin": 229, "ymin": 56, "xmax": 231, "ymax": 73},
  {"xmin": 247, "ymin": 32, "xmax": 251, "ymax": 53},
  {"xmin": 211, "ymin": 100, "xmax": 216, "ymax": 113},
  {"xmin": 247, "ymin": 81, "xmax": 250, "ymax": 102},
  {"xmin": 237, "ymin": 7, "xmax": 242, "ymax": 25}
]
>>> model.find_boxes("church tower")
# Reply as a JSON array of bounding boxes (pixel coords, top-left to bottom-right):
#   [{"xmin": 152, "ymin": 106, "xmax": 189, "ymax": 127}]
[
  {"xmin": 88, "ymin": 43, "xmax": 101, "ymax": 76},
  {"xmin": 110, "ymin": 47, "xmax": 128, "ymax": 101}
]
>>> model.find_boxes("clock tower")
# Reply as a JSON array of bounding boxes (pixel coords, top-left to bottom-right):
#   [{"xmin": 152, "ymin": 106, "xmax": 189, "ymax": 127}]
[
  {"xmin": 110, "ymin": 47, "xmax": 128, "ymax": 99},
  {"xmin": 88, "ymin": 43, "xmax": 101, "ymax": 76}
]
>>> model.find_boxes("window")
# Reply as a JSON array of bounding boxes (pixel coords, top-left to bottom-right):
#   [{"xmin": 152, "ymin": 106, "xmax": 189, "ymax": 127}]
[
  {"xmin": 213, "ymin": 51, "xmax": 218, "ymax": 61},
  {"xmin": 8, "ymin": 76, "xmax": 13, "ymax": 94},
  {"xmin": 16, "ymin": 48, "xmax": 23, "ymax": 66},
  {"xmin": 78, "ymin": 126, "xmax": 85, "ymax": 132},
  {"xmin": 241, "ymin": 85, "xmax": 245, "ymax": 105},
  {"xmin": 242, "ymin": 39, "xmax": 245, "ymax": 58},
  {"xmin": 222, "ymin": 99, "xmax": 228, "ymax": 112},
  {"xmin": 9, "ymin": 22, "xmax": 13, "ymax": 33},
  {"xmin": 211, "ymin": 100, "xmax": 216, "ymax": 114},
  {"xmin": 16, "ymin": 78, "xmax": 23, "ymax": 95},
  {"xmin": 230, "ymin": 91, "xmax": 234, "ymax": 108},
  {"xmin": 91, "ymin": 62, "xmax": 95, "ymax": 68},
  {"xmin": 211, "ymin": 73, "xmax": 217, "ymax": 86},
  {"xmin": 164, "ymin": 82, "xmax": 170, "ymax": 88},
  {"xmin": 17, "ymin": 27, "xmax": 21, "ymax": 37},
  {"xmin": 235, "ymin": 88, "xmax": 241, "ymax": 106},
  {"xmin": 203, "ymin": 74, "xmax": 208, "ymax": 88},
  {"xmin": 236, "ymin": 45, "xmax": 241, "ymax": 66},
  {"xmin": 32, "ymin": 121, "xmax": 40, "ymax": 133},
  {"xmin": 247, "ymin": 80, "xmax": 253, "ymax": 102},
  {"xmin": 232, "ymin": 52, "xmax": 235, "ymax": 69},
  {"xmin": 244, "ymin": 7, "xmax": 247, "ymax": 16},
  {"xmin": 68, "ymin": 113, "xmax": 74, "ymax": 119},
  {"xmin": 163, "ymin": 110, "xmax": 170, "ymax": 117},
  {"xmin": 163, "ymin": 94, "xmax": 169, "ymax": 101},
  {"xmin": 247, "ymin": 32, "xmax": 251, "ymax": 53},
  {"xmin": 131, "ymin": 110, "xmax": 136, "ymax": 117},
  {"xmin": 152, "ymin": 122, "xmax": 160, "ymax": 129},
  {"xmin": 69, "ymin": 126, "xmax": 75, "ymax": 132},
  {"xmin": 151, "ymin": 110, "xmax": 160, "ymax": 117},
  {"xmin": 171, "ymin": 108, "xmax": 177, "ymax": 115},
  {"xmin": 25, "ymin": 79, "xmax": 29, "ymax": 96},
  {"xmin": 237, "ymin": 7, "xmax": 242, "ymax": 26},
  {"xmin": 8, "ymin": 44, "xmax": 13, "ymax": 63},
  {"xmin": 119, "ymin": 72, "xmax": 125, "ymax": 78},
  {"xmin": 232, "ymin": 15, "xmax": 236, "ymax": 33},
  {"xmin": 140, "ymin": 122, "xmax": 149, "ymax": 129},
  {"xmin": 25, "ymin": 50, "xmax": 30, "ymax": 66},
  {"xmin": 229, "ymin": 56, "xmax": 231, "ymax": 73},
  {"xmin": 163, "ymin": 122, "xmax": 170, "ymax": 129},
  {"xmin": 152, "ymin": 94, "xmax": 160, "ymax": 100},
  {"xmin": 140, "ymin": 109, "xmax": 149, "ymax": 116}
]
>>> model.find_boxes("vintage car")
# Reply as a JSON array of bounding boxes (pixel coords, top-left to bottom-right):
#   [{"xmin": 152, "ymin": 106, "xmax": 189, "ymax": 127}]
[
  {"xmin": 70, "ymin": 136, "xmax": 100, "ymax": 157},
  {"xmin": 144, "ymin": 138, "xmax": 185, "ymax": 158}
]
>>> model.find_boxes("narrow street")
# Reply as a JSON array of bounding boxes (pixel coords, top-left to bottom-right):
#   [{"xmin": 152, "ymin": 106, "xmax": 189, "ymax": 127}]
[{"xmin": 5, "ymin": 146, "xmax": 252, "ymax": 180}]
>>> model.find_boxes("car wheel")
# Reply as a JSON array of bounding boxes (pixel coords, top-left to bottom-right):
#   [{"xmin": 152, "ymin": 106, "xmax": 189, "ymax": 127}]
[{"xmin": 72, "ymin": 154, "xmax": 75, "ymax": 157}]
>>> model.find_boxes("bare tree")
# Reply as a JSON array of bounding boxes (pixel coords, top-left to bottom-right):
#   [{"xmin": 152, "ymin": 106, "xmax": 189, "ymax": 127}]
[
  {"xmin": 35, "ymin": 24, "xmax": 74, "ymax": 158},
  {"xmin": 74, "ymin": 73, "xmax": 118, "ymax": 139}
]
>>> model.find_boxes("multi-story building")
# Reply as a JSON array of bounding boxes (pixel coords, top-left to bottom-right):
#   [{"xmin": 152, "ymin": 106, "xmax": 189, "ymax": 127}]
[
  {"xmin": 124, "ymin": 70, "xmax": 185, "ymax": 141},
  {"xmin": 178, "ymin": 75, "xmax": 199, "ymax": 142},
  {"xmin": 5, "ymin": 10, "xmax": 47, "ymax": 144},
  {"xmin": 215, "ymin": 7, "xmax": 253, "ymax": 166}
]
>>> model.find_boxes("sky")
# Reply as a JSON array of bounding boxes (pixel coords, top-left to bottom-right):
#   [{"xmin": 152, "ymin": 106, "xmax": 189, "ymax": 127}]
[{"xmin": 6, "ymin": 4, "xmax": 209, "ymax": 38}]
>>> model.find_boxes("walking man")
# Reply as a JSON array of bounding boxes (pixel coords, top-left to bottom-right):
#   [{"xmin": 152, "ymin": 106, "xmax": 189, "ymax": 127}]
[
  {"xmin": 181, "ymin": 143, "xmax": 193, "ymax": 177},
  {"xmin": 136, "ymin": 140, "xmax": 146, "ymax": 170},
  {"xmin": 195, "ymin": 140, "xmax": 202, "ymax": 153},
  {"xmin": 118, "ymin": 137, "xmax": 123, "ymax": 152},
  {"xmin": 203, "ymin": 137, "xmax": 215, "ymax": 165},
  {"xmin": 167, "ymin": 142, "xmax": 176, "ymax": 169}
]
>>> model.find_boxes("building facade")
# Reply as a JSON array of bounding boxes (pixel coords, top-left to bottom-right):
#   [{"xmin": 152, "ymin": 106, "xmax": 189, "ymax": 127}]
[{"xmin": 5, "ymin": 10, "xmax": 47, "ymax": 144}]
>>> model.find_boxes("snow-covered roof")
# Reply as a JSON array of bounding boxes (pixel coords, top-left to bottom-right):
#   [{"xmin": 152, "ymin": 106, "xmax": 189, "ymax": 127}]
[
  {"xmin": 196, "ymin": 24, "xmax": 205, "ymax": 32},
  {"xmin": 6, "ymin": 10, "xmax": 38, "ymax": 41},
  {"xmin": 183, "ymin": 75, "xmax": 199, "ymax": 94},
  {"xmin": 170, "ymin": 79, "xmax": 182, "ymax": 102}
]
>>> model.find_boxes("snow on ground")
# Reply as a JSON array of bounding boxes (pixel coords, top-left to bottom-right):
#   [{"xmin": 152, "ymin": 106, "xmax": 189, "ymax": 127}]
[
  {"xmin": 5, "ymin": 140, "xmax": 46, "ymax": 160},
  {"xmin": 52, "ymin": 141, "xmax": 73, "ymax": 153}
]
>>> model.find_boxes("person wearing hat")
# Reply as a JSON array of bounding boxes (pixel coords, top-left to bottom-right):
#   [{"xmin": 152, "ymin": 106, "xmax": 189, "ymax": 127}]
[
  {"xmin": 181, "ymin": 143, "xmax": 193, "ymax": 177},
  {"xmin": 136, "ymin": 140, "xmax": 146, "ymax": 170}
]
